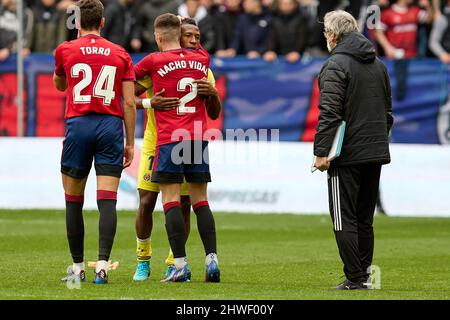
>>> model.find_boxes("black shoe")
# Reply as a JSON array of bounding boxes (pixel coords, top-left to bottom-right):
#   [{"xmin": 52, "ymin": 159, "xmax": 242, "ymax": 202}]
[
  {"xmin": 335, "ymin": 279, "xmax": 368, "ymax": 290},
  {"xmin": 93, "ymin": 269, "xmax": 108, "ymax": 284}
]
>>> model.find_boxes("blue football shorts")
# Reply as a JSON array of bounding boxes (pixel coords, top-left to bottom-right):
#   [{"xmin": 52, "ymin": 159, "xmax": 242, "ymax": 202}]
[
  {"xmin": 61, "ymin": 114, "xmax": 124, "ymax": 179},
  {"xmin": 151, "ymin": 140, "xmax": 211, "ymax": 184}
]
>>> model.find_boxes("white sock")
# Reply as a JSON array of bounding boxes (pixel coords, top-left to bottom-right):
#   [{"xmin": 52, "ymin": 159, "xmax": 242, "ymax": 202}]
[
  {"xmin": 96, "ymin": 260, "xmax": 109, "ymax": 274},
  {"xmin": 72, "ymin": 262, "xmax": 85, "ymax": 275},
  {"xmin": 174, "ymin": 257, "xmax": 187, "ymax": 269},
  {"xmin": 137, "ymin": 237, "xmax": 150, "ymax": 244},
  {"xmin": 205, "ymin": 253, "xmax": 218, "ymax": 266}
]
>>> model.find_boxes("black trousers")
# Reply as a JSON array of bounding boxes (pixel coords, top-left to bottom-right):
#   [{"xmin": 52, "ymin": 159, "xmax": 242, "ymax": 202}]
[{"xmin": 327, "ymin": 163, "xmax": 382, "ymax": 282}]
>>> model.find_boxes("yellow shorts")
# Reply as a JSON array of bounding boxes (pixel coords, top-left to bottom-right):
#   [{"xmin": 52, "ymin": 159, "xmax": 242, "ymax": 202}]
[{"xmin": 137, "ymin": 143, "xmax": 189, "ymax": 196}]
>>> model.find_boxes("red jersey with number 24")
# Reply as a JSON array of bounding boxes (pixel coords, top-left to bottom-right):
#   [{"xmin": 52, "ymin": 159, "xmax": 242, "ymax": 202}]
[
  {"xmin": 54, "ymin": 34, "xmax": 135, "ymax": 119},
  {"xmin": 134, "ymin": 48, "xmax": 210, "ymax": 146}
]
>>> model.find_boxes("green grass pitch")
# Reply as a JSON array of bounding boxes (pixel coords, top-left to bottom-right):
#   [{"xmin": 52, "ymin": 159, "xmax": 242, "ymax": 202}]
[{"xmin": 0, "ymin": 209, "xmax": 449, "ymax": 300}]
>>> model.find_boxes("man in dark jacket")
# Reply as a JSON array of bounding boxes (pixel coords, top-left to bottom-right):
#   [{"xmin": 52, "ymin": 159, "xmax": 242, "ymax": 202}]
[
  {"xmin": 313, "ymin": 10, "xmax": 394, "ymax": 290},
  {"xmin": 101, "ymin": 0, "xmax": 140, "ymax": 52},
  {"xmin": 263, "ymin": 0, "xmax": 308, "ymax": 63},
  {"xmin": 134, "ymin": 0, "xmax": 180, "ymax": 53},
  {"xmin": 215, "ymin": 0, "xmax": 241, "ymax": 57},
  {"xmin": 227, "ymin": 0, "xmax": 272, "ymax": 59},
  {"xmin": 30, "ymin": 0, "xmax": 67, "ymax": 53}
]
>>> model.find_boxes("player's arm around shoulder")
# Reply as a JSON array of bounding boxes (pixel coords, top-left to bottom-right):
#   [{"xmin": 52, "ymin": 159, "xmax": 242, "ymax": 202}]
[
  {"xmin": 134, "ymin": 53, "xmax": 156, "ymax": 83},
  {"xmin": 134, "ymin": 54, "xmax": 180, "ymax": 111},
  {"xmin": 134, "ymin": 76, "xmax": 180, "ymax": 111},
  {"xmin": 134, "ymin": 76, "xmax": 152, "ymax": 109},
  {"xmin": 133, "ymin": 54, "xmax": 156, "ymax": 110},
  {"xmin": 195, "ymin": 69, "xmax": 221, "ymax": 120}
]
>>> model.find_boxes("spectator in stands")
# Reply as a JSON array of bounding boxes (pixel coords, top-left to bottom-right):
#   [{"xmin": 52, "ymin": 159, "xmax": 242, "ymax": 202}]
[
  {"xmin": 25, "ymin": 0, "xmax": 37, "ymax": 7},
  {"xmin": 262, "ymin": 0, "xmax": 276, "ymax": 13},
  {"xmin": 346, "ymin": 0, "xmax": 364, "ymax": 20},
  {"xmin": 298, "ymin": 0, "xmax": 317, "ymax": 16},
  {"xmin": 56, "ymin": 0, "xmax": 78, "ymax": 41},
  {"xmin": 215, "ymin": 0, "xmax": 241, "ymax": 57},
  {"xmin": 378, "ymin": 0, "xmax": 390, "ymax": 6},
  {"xmin": 375, "ymin": 0, "xmax": 433, "ymax": 59},
  {"xmin": 30, "ymin": 0, "xmax": 67, "ymax": 53},
  {"xmin": 375, "ymin": 0, "xmax": 433, "ymax": 100},
  {"xmin": 201, "ymin": 0, "xmax": 220, "ymax": 15},
  {"xmin": 101, "ymin": 0, "xmax": 141, "ymax": 52},
  {"xmin": 359, "ymin": 1, "xmax": 391, "ymax": 57},
  {"xmin": 134, "ymin": 0, "xmax": 180, "ymax": 53},
  {"xmin": 419, "ymin": 0, "xmax": 436, "ymax": 57},
  {"xmin": 0, "ymin": 0, "xmax": 33, "ymax": 61},
  {"xmin": 178, "ymin": 0, "xmax": 216, "ymax": 52},
  {"xmin": 429, "ymin": 0, "xmax": 450, "ymax": 62},
  {"xmin": 226, "ymin": 0, "xmax": 272, "ymax": 59},
  {"xmin": 263, "ymin": 0, "xmax": 308, "ymax": 63},
  {"xmin": 299, "ymin": 0, "xmax": 340, "ymax": 56},
  {"xmin": 298, "ymin": 0, "xmax": 318, "ymax": 56}
]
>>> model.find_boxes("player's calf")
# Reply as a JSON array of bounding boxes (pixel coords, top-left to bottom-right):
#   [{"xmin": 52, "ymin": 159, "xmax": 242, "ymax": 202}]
[
  {"xmin": 65, "ymin": 193, "xmax": 85, "ymax": 266},
  {"xmin": 192, "ymin": 200, "xmax": 220, "ymax": 282},
  {"xmin": 193, "ymin": 201, "xmax": 217, "ymax": 256},
  {"xmin": 163, "ymin": 201, "xmax": 187, "ymax": 260}
]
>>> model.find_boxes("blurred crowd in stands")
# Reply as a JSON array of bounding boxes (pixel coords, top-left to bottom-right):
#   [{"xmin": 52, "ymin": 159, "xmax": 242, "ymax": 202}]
[{"xmin": 2, "ymin": 0, "xmax": 450, "ymax": 64}]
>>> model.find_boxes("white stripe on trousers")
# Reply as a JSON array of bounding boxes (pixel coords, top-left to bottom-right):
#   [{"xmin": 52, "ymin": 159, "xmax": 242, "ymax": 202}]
[
  {"xmin": 331, "ymin": 171, "xmax": 337, "ymax": 231},
  {"xmin": 331, "ymin": 169, "xmax": 342, "ymax": 231},
  {"xmin": 336, "ymin": 171, "xmax": 342, "ymax": 231}
]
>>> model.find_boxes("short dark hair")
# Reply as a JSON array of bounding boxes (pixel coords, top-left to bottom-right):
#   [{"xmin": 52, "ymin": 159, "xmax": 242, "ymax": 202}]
[
  {"xmin": 154, "ymin": 13, "xmax": 181, "ymax": 31},
  {"xmin": 77, "ymin": 0, "xmax": 104, "ymax": 31},
  {"xmin": 154, "ymin": 13, "xmax": 181, "ymax": 41},
  {"xmin": 181, "ymin": 17, "xmax": 198, "ymax": 27}
]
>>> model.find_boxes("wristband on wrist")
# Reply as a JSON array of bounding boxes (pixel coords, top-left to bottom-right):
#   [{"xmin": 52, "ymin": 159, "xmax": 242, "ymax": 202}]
[{"xmin": 142, "ymin": 98, "xmax": 152, "ymax": 109}]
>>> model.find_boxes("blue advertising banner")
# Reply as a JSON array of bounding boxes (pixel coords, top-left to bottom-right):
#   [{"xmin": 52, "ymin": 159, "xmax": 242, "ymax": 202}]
[{"xmin": 1, "ymin": 55, "xmax": 449, "ymax": 144}]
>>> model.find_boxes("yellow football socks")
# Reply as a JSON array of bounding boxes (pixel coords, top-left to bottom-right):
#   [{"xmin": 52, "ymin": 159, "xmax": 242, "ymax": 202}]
[
  {"xmin": 165, "ymin": 248, "xmax": 175, "ymax": 266},
  {"xmin": 136, "ymin": 238, "xmax": 152, "ymax": 262}
]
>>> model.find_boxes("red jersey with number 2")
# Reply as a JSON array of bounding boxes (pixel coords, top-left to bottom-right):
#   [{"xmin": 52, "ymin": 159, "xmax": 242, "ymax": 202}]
[
  {"xmin": 134, "ymin": 48, "xmax": 210, "ymax": 146},
  {"xmin": 54, "ymin": 34, "xmax": 135, "ymax": 119}
]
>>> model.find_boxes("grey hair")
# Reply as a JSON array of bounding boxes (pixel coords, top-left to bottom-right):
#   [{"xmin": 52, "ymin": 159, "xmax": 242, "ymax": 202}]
[{"xmin": 324, "ymin": 10, "xmax": 359, "ymax": 42}]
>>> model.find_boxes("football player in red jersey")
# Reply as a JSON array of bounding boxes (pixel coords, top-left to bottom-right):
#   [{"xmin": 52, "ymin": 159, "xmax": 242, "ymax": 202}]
[
  {"xmin": 375, "ymin": 0, "xmax": 433, "ymax": 59},
  {"xmin": 134, "ymin": 13, "xmax": 220, "ymax": 283},
  {"xmin": 132, "ymin": 18, "xmax": 221, "ymax": 282},
  {"xmin": 53, "ymin": 0, "xmax": 136, "ymax": 284}
]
